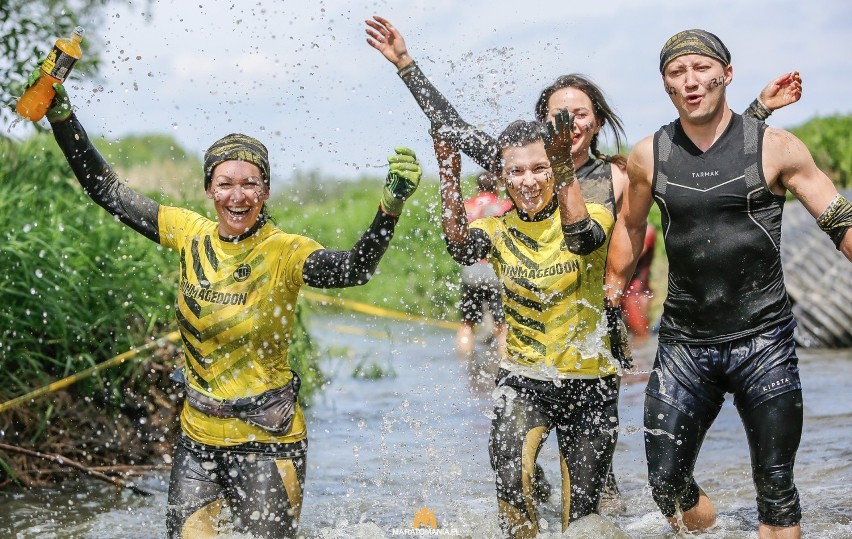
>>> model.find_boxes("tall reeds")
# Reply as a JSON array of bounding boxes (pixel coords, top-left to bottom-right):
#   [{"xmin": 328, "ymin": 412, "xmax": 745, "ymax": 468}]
[{"xmin": 0, "ymin": 133, "xmax": 177, "ymax": 398}]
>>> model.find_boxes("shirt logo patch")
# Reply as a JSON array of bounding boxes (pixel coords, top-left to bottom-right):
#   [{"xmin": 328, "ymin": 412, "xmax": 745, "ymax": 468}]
[{"xmin": 233, "ymin": 263, "xmax": 252, "ymax": 282}]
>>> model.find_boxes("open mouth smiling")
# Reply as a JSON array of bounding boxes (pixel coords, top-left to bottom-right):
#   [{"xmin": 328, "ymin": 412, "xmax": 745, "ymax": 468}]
[{"xmin": 226, "ymin": 206, "xmax": 251, "ymax": 218}]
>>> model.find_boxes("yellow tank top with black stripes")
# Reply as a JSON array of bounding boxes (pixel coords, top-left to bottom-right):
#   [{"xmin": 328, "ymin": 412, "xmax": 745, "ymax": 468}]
[
  {"xmin": 471, "ymin": 204, "xmax": 616, "ymax": 378},
  {"xmin": 158, "ymin": 206, "xmax": 323, "ymax": 446}
]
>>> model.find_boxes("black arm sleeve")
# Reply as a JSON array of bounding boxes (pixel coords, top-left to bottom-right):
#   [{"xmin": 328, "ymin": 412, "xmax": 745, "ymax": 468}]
[
  {"xmin": 445, "ymin": 227, "xmax": 492, "ymax": 266},
  {"xmin": 561, "ymin": 216, "xmax": 607, "ymax": 255},
  {"xmin": 302, "ymin": 209, "xmax": 398, "ymax": 289},
  {"xmin": 398, "ymin": 62, "xmax": 499, "ymax": 171},
  {"xmin": 51, "ymin": 114, "xmax": 161, "ymax": 243}
]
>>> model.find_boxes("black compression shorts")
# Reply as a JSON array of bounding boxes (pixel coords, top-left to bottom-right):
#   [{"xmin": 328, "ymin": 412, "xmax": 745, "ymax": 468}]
[
  {"xmin": 647, "ymin": 318, "xmax": 801, "ymax": 417},
  {"xmin": 644, "ymin": 318, "xmax": 803, "ymax": 526}
]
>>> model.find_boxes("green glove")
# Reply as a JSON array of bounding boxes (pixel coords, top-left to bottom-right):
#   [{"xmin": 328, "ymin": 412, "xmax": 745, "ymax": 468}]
[
  {"xmin": 380, "ymin": 147, "xmax": 421, "ymax": 216},
  {"xmin": 26, "ymin": 60, "xmax": 45, "ymax": 89},
  {"xmin": 47, "ymin": 83, "xmax": 73, "ymax": 123},
  {"xmin": 541, "ymin": 109, "xmax": 577, "ymax": 189}
]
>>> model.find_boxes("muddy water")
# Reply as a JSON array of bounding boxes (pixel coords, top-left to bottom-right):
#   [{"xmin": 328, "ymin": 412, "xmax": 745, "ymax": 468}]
[{"xmin": 1, "ymin": 313, "xmax": 851, "ymax": 538}]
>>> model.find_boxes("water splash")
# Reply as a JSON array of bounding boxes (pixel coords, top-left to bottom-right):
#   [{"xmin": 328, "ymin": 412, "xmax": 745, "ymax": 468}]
[{"xmin": 7, "ymin": 115, "xmax": 25, "ymax": 132}]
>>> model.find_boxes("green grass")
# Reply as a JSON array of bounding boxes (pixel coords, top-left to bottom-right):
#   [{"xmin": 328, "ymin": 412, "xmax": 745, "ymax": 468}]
[
  {"xmin": 273, "ymin": 176, "xmax": 462, "ymax": 321},
  {"xmin": 791, "ymin": 114, "xmax": 852, "ymax": 189},
  {"xmin": 0, "ymin": 134, "xmax": 174, "ymax": 394}
]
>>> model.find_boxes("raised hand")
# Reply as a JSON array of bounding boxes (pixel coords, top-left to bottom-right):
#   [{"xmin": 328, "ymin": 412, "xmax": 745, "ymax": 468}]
[
  {"xmin": 759, "ymin": 71, "xmax": 802, "ymax": 111},
  {"xmin": 20, "ymin": 59, "xmax": 73, "ymax": 123},
  {"xmin": 380, "ymin": 147, "xmax": 421, "ymax": 217},
  {"xmin": 541, "ymin": 109, "xmax": 577, "ymax": 188},
  {"xmin": 365, "ymin": 16, "xmax": 413, "ymax": 70}
]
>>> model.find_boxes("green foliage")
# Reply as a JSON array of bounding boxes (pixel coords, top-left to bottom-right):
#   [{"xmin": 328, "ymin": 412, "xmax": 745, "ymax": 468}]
[
  {"xmin": 94, "ymin": 133, "xmax": 198, "ymax": 170},
  {"xmin": 0, "ymin": 132, "xmax": 178, "ymax": 400},
  {"xmin": 287, "ymin": 302, "xmax": 323, "ymax": 403},
  {"xmin": 273, "ymin": 176, "xmax": 461, "ymax": 320},
  {"xmin": 351, "ymin": 359, "xmax": 397, "ymax": 380},
  {"xmin": 0, "ymin": 0, "xmax": 108, "ymax": 126},
  {"xmin": 790, "ymin": 115, "xmax": 852, "ymax": 189}
]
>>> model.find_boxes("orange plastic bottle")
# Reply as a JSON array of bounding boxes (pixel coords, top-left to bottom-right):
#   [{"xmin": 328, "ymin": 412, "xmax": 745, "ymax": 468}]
[{"xmin": 16, "ymin": 26, "xmax": 84, "ymax": 122}]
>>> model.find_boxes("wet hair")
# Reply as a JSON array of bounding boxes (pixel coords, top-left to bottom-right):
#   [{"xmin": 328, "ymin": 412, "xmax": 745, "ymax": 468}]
[
  {"xmin": 534, "ymin": 74, "xmax": 627, "ymax": 169},
  {"xmin": 476, "ymin": 171, "xmax": 498, "ymax": 194},
  {"xmin": 492, "ymin": 119, "xmax": 544, "ymax": 172}
]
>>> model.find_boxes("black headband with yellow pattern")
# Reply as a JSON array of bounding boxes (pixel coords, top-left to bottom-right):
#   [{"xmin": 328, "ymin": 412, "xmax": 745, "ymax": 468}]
[
  {"xmin": 203, "ymin": 133, "xmax": 270, "ymax": 189},
  {"xmin": 659, "ymin": 29, "xmax": 731, "ymax": 73}
]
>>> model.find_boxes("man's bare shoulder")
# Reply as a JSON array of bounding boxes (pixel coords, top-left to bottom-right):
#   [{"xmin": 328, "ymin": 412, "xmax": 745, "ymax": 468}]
[
  {"xmin": 629, "ymin": 135, "xmax": 655, "ymax": 158},
  {"xmin": 763, "ymin": 125, "xmax": 809, "ymax": 156},
  {"xmin": 762, "ymin": 124, "xmax": 836, "ymax": 204},
  {"xmin": 762, "ymin": 126, "xmax": 814, "ymax": 184},
  {"xmin": 626, "ymin": 135, "xmax": 655, "ymax": 183}
]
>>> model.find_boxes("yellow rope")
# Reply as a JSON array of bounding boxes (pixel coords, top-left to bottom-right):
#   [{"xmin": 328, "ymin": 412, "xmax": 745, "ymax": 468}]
[
  {"xmin": 300, "ymin": 290, "xmax": 460, "ymax": 331},
  {"xmin": 0, "ymin": 292, "xmax": 455, "ymax": 413},
  {"xmin": 326, "ymin": 324, "xmax": 396, "ymax": 339},
  {"xmin": 0, "ymin": 331, "xmax": 182, "ymax": 414}
]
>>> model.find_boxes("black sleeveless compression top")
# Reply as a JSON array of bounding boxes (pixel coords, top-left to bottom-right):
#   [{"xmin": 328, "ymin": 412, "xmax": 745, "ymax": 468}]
[{"xmin": 653, "ymin": 113, "xmax": 793, "ymax": 343}]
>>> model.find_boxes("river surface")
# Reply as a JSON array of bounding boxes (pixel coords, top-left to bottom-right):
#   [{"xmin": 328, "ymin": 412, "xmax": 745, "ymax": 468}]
[{"xmin": 2, "ymin": 312, "xmax": 851, "ymax": 538}]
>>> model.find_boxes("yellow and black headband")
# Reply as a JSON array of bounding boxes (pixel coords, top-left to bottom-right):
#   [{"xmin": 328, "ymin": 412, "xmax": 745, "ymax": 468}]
[
  {"xmin": 659, "ymin": 29, "xmax": 731, "ymax": 74},
  {"xmin": 203, "ymin": 133, "xmax": 270, "ymax": 189}
]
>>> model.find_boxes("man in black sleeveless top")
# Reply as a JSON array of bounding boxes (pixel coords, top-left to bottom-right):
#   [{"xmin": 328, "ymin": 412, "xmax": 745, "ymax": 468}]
[{"xmin": 605, "ymin": 29, "xmax": 852, "ymax": 539}]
